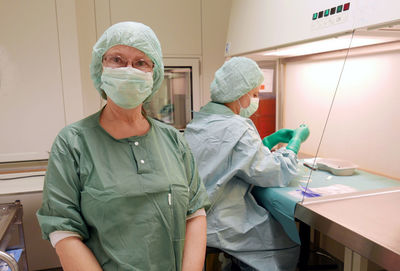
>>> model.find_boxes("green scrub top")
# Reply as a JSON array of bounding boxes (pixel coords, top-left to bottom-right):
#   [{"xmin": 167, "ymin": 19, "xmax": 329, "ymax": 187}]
[{"xmin": 37, "ymin": 109, "xmax": 210, "ymax": 271}]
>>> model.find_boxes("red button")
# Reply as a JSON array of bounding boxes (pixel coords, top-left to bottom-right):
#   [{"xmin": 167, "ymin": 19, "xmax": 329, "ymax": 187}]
[{"xmin": 344, "ymin": 2, "xmax": 350, "ymax": 11}]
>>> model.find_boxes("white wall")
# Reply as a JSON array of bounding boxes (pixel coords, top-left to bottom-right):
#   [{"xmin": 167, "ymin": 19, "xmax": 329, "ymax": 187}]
[
  {"xmin": 282, "ymin": 42, "xmax": 400, "ymax": 179},
  {"xmin": 0, "ymin": 0, "xmax": 231, "ymax": 161},
  {"xmin": 201, "ymin": 0, "xmax": 233, "ymax": 104}
]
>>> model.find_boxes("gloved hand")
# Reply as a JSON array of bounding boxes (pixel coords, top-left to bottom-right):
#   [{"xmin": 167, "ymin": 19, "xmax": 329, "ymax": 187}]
[
  {"xmin": 286, "ymin": 124, "xmax": 310, "ymax": 154},
  {"xmin": 262, "ymin": 129, "xmax": 294, "ymax": 149}
]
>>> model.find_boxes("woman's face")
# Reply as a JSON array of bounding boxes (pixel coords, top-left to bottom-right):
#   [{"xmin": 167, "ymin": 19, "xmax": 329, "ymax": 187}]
[
  {"xmin": 238, "ymin": 86, "xmax": 260, "ymax": 108},
  {"xmin": 102, "ymin": 45, "xmax": 154, "ymax": 72}
]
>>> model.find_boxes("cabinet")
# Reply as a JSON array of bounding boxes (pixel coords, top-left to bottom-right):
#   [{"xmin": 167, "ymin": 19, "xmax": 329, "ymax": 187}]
[
  {"xmin": 0, "ymin": 201, "xmax": 27, "ymax": 271},
  {"xmin": 0, "ymin": 0, "xmax": 83, "ymax": 163},
  {"xmin": 250, "ymin": 97, "xmax": 276, "ymax": 138}
]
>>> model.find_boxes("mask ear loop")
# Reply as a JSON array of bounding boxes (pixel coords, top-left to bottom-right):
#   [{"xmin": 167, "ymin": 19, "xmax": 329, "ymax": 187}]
[
  {"xmin": 301, "ymin": 29, "xmax": 356, "ymax": 204},
  {"xmin": 238, "ymin": 93, "xmax": 251, "ymax": 110},
  {"xmin": 238, "ymin": 97, "xmax": 244, "ymax": 110}
]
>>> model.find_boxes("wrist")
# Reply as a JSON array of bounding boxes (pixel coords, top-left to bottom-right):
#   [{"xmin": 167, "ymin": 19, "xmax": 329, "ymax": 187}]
[{"xmin": 286, "ymin": 138, "xmax": 301, "ymax": 154}]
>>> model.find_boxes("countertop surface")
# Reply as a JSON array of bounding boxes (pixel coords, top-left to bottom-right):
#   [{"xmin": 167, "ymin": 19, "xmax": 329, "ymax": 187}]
[
  {"xmin": 295, "ymin": 187, "xmax": 400, "ymax": 271},
  {"xmin": 0, "ymin": 172, "xmax": 45, "ymax": 195}
]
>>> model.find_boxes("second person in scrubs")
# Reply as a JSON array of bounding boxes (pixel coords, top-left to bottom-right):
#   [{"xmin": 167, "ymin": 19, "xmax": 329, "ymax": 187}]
[{"xmin": 184, "ymin": 57, "xmax": 309, "ymax": 271}]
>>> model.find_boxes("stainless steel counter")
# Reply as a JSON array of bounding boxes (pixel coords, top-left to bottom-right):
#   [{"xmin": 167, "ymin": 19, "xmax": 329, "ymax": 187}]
[
  {"xmin": 295, "ymin": 187, "xmax": 400, "ymax": 271},
  {"xmin": 0, "ymin": 201, "xmax": 27, "ymax": 271}
]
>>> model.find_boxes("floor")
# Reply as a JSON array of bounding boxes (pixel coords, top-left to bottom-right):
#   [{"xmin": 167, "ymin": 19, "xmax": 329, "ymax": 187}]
[{"xmin": 297, "ymin": 249, "xmax": 344, "ymax": 271}]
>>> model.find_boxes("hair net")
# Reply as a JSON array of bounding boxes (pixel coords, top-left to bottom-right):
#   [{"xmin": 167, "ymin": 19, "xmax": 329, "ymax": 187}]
[
  {"xmin": 90, "ymin": 21, "xmax": 164, "ymax": 102},
  {"xmin": 210, "ymin": 57, "xmax": 264, "ymax": 103}
]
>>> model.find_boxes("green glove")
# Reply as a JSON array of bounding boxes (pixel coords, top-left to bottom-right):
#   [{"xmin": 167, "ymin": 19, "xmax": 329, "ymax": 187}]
[
  {"xmin": 286, "ymin": 124, "xmax": 310, "ymax": 154},
  {"xmin": 262, "ymin": 129, "xmax": 294, "ymax": 149}
]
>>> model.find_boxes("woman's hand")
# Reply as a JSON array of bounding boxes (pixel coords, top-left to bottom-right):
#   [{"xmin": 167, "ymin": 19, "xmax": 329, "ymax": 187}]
[{"xmin": 262, "ymin": 128, "xmax": 294, "ymax": 149}]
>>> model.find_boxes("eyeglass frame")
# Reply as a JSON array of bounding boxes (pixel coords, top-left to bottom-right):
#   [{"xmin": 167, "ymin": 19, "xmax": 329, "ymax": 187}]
[{"xmin": 102, "ymin": 53, "xmax": 154, "ymax": 72}]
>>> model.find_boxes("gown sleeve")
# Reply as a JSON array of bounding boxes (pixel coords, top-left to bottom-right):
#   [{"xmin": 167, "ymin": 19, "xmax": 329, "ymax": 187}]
[
  {"xmin": 36, "ymin": 130, "xmax": 89, "ymax": 241},
  {"xmin": 231, "ymin": 124, "xmax": 299, "ymax": 188}
]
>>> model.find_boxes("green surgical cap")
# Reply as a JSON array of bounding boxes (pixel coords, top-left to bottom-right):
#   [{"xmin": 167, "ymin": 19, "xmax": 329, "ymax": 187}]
[
  {"xmin": 210, "ymin": 57, "xmax": 264, "ymax": 103},
  {"xmin": 90, "ymin": 21, "xmax": 164, "ymax": 102}
]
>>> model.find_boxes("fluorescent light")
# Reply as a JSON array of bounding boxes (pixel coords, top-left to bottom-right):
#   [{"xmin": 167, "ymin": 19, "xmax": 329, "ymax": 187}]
[{"xmin": 262, "ymin": 35, "xmax": 392, "ymax": 57}]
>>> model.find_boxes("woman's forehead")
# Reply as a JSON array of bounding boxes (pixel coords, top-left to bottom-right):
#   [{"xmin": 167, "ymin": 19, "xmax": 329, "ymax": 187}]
[{"xmin": 105, "ymin": 45, "xmax": 149, "ymax": 59}]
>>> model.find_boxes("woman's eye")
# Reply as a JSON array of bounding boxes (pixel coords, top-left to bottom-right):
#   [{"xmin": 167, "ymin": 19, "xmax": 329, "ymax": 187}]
[
  {"xmin": 112, "ymin": 56, "xmax": 122, "ymax": 63},
  {"xmin": 136, "ymin": 60, "xmax": 147, "ymax": 67}
]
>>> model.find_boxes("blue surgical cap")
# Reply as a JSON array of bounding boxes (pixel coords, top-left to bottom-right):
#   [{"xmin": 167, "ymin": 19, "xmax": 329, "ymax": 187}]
[
  {"xmin": 90, "ymin": 21, "xmax": 164, "ymax": 101},
  {"xmin": 210, "ymin": 57, "xmax": 264, "ymax": 103}
]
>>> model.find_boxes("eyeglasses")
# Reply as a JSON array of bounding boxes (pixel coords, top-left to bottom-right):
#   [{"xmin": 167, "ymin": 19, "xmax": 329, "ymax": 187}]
[{"xmin": 102, "ymin": 54, "xmax": 154, "ymax": 72}]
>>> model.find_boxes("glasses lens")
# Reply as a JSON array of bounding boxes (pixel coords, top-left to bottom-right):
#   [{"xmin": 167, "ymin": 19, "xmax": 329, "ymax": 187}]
[
  {"xmin": 103, "ymin": 55, "xmax": 126, "ymax": 68},
  {"xmin": 134, "ymin": 59, "xmax": 153, "ymax": 72}
]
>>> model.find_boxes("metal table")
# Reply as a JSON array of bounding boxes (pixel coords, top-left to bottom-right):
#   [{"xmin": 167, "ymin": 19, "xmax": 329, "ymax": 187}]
[
  {"xmin": 295, "ymin": 187, "xmax": 400, "ymax": 271},
  {"xmin": 253, "ymin": 165, "xmax": 400, "ymax": 271},
  {"xmin": 0, "ymin": 201, "xmax": 28, "ymax": 271}
]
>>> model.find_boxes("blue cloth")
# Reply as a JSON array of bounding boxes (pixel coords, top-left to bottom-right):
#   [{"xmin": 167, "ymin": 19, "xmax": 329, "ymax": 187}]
[
  {"xmin": 184, "ymin": 102, "xmax": 300, "ymax": 271},
  {"xmin": 252, "ymin": 163, "xmax": 400, "ymax": 245}
]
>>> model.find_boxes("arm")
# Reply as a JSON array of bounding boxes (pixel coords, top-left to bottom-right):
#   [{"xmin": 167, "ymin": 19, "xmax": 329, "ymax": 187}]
[
  {"xmin": 231, "ymin": 126, "xmax": 299, "ymax": 188},
  {"xmin": 55, "ymin": 237, "xmax": 102, "ymax": 271},
  {"xmin": 182, "ymin": 215, "xmax": 207, "ymax": 271}
]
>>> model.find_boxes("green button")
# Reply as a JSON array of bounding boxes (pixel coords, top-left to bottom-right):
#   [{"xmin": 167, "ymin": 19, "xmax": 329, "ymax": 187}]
[
  {"xmin": 324, "ymin": 9, "xmax": 330, "ymax": 17},
  {"xmin": 312, "ymin": 13, "xmax": 318, "ymax": 20},
  {"xmin": 337, "ymin": 5, "xmax": 343, "ymax": 13}
]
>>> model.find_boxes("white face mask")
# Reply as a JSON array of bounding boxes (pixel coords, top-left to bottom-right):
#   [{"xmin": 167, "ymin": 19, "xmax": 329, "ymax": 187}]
[
  {"xmin": 100, "ymin": 67, "xmax": 153, "ymax": 109},
  {"xmin": 239, "ymin": 94, "xmax": 259, "ymax": 118}
]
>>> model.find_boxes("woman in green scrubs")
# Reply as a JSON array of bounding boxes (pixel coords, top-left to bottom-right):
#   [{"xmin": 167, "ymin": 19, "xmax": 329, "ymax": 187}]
[{"xmin": 37, "ymin": 22, "xmax": 210, "ymax": 271}]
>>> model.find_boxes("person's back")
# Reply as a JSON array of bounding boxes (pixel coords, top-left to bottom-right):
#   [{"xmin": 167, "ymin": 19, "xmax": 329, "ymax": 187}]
[
  {"xmin": 185, "ymin": 102, "xmax": 299, "ymax": 271},
  {"xmin": 185, "ymin": 57, "xmax": 309, "ymax": 271}
]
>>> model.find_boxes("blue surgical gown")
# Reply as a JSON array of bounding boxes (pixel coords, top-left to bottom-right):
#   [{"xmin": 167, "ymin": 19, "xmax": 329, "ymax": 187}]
[
  {"xmin": 37, "ymin": 109, "xmax": 210, "ymax": 271},
  {"xmin": 184, "ymin": 102, "xmax": 300, "ymax": 271}
]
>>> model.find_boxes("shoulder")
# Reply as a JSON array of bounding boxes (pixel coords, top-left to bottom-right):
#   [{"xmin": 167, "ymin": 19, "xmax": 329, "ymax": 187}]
[
  {"xmin": 149, "ymin": 118, "xmax": 188, "ymax": 149},
  {"xmin": 149, "ymin": 117, "xmax": 181, "ymax": 139},
  {"xmin": 53, "ymin": 111, "xmax": 100, "ymax": 151},
  {"xmin": 186, "ymin": 112, "xmax": 250, "ymax": 140}
]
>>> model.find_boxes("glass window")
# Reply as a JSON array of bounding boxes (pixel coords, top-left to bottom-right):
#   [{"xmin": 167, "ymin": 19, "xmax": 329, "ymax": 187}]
[{"xmin": 144, "ymin": 67, "xmax": 192, "ymax": 131}]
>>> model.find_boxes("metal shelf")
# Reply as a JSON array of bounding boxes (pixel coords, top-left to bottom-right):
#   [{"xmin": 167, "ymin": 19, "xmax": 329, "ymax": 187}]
[{"xmin": 0, "ymin": 201, "xmax": 28, "ymax": 271}]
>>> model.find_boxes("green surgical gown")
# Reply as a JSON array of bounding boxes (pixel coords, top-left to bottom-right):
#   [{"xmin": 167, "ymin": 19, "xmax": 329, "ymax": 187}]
[
  {"xmin": 184, "ymin": 102, "xmax": 299, "ymax": 271},
  {"xmin": 37, "ymin": 109, "xmax": 210, "ymax": 271}
]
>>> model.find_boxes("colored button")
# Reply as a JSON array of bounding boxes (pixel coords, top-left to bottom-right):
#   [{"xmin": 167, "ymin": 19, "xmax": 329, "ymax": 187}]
[
  {"xmin": 344, "ymin": 2, "xmax": 350, "ymax": 11},
  {"xmin": 330, "ymin": 7, "xmax": 336, "ymax": 15},
  {"xmin": 318, "ymin": 11, "xmax": 323, "ymax": 18},
  {"xmin": 324, "ymin": 9, "xmax": 330, "ymax": 17},
  {"xmin": 337, "ymin": 5, "xmax": 343, "ymax": 13},
  {"xmin": 312, "ymin": 13, "xmax": 318, "ymax": 20}
]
